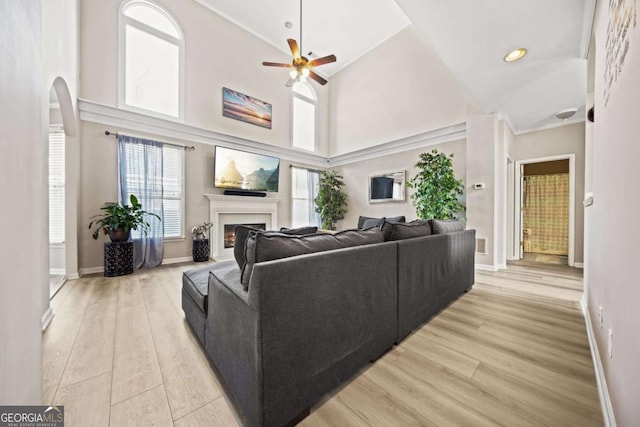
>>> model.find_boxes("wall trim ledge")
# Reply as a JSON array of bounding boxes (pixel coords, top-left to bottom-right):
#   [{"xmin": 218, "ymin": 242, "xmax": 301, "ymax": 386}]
[
  {"xmin": 581, "ymin": 296, "xmax": 617, "ymax": 426},
  {"xmin": 78, "ymin": 99, "xmax": 467, "ymax": 168}
]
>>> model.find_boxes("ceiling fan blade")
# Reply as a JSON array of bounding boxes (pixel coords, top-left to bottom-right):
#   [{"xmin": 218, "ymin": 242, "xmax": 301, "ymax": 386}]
[
  {"xmin": 262, "ymin": 61, "xmax": 293, "ymax": 68},
  {"xmin": 285, "ymin": 77, "xmax": 296, "ymax": 87},
  {"xmin": 308, "ymin": 70, "xmax": 328, "ymax": 86},
  {"xmin": 309, "ymin": 54, "xmax": 337, "ymax": 68},
  {"xmin": 287, "ymin": 39, "xmax": 301, "ymax": 59}
]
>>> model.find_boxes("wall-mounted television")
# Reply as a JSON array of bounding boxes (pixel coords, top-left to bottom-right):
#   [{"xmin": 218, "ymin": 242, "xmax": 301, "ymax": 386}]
[{"xmin": 214, "ymin": 146, "xmax": 280, "ymax": 192}]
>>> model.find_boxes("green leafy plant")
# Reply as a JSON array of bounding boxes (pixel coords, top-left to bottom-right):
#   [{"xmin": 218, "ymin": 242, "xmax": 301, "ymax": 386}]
[
  {"xmin": 408, "ymin": 149, "xmax": 465, "ymax": 220},
  {"xmin": 88, "ymin": 194, "xmax": 161, "ymax": 241},
  {"xmin": 314, "ymin": 170, "xmax": 348, "ymax": 230}
]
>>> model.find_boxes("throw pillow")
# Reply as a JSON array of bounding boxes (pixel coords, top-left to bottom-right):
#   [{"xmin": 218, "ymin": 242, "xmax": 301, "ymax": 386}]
[
  {"xmin": 357, "ymin": 215, "xmax": 405, "ymax": 229},
  {"xmin": 233, "ymin": 225, "xmax": 263, "ymax": 270},
  {"xmin": 382, "ymin": 219, "xmax": 431, "ymax": 241},
  {"xmin": 430, "ymin": 219, "xmax": 465, "ymax": 234},
  {"xmin": 241, "ymin": 228, "xmax": 384, "ymax": 290},
  {"xmin": 362, "ymin": 217, "xmax": 385, "ymax": 229},
  {"xmin": 279, "ymin": 226, "xmax": 318, "ymax": 235}
]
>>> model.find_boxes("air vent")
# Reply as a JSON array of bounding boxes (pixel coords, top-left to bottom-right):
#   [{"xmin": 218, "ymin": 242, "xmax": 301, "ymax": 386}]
[{"xmin": 476, "ymin": 238, "xmax": 487, "ymax": 255}]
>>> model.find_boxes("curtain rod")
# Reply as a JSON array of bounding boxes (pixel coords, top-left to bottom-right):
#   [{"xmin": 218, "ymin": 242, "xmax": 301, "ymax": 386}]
[{"xmin": 105, "ymin": 130, "xmax": 195, "ymax": 151}]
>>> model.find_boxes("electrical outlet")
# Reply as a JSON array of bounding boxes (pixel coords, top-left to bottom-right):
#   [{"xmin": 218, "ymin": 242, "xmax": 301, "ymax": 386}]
[
  {"xmin": 599, "ymin": 306, "xmax": 603, "ymax": 328},
  {"xmin": 608, "ymin": 329, "xmax": 613, "ymax": 359}
]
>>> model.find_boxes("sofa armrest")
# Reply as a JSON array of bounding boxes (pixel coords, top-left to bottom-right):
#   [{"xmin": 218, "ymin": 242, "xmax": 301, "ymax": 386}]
[{"xmin": 206, "ymin": 269, "xmax": 263, "ymax": 426}]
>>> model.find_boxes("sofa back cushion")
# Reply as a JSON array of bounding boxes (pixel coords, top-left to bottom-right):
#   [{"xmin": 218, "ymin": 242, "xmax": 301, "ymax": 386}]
[
  {"xmin": 430, "ymin": 219, "xmax": 465, "ymax": 234},
  {"xmin": 241, "ymin": 228, "xmax": 384, "ymax": 289},
  {"xmin": 279, "ymin": 226, "xmax": 318, "ymax": 235},
  {"xmin": 381, "ymin": 219, "xmax": 431, "ymax": 241},
  {"xmin": 361, "ymin": 217, "xmax": 385, "ymax": 229},
  {"xmin": 358, "ymin": 215, "xmax": 405, "ymax": 229}
]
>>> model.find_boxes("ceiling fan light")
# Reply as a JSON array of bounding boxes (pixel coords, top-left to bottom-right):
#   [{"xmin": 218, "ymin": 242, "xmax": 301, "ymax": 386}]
[
  {"xmin": 289, "ymin": 69, "xmax": 298, "ymax": 79},
  {"xmin": 301, "ymin": 67, "xmax": 310, "ymax": 77},
  {"xmin": 504, "ymin": 48, "xmax": 527, "ymax": 62}
]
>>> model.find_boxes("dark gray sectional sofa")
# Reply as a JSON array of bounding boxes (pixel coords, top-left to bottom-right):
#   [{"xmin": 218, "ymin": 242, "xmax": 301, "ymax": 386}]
[{"xmin": 182, "ymin": 220, "xmax": 475, "ymax": 427}]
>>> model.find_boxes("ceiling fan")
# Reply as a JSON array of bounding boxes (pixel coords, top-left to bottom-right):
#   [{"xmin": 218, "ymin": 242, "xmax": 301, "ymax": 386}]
[{"xmin": 262, "ymin": 0, "xmax": 337, "ymax": 86}]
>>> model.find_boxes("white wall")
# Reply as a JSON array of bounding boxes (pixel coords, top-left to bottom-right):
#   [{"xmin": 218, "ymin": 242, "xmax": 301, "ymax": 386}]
[
  {"xmin": 336, "ymin": 139, "xmax": 466, "ymax": 230},
  {"xmin": 0, "ymin": 1, "xmax": 45, "ymax": 404},
  {"xmin": 511, "ymin": 123, "xmax": 585, "ymax": 263},
  {"xmin": 79, "ymin": 0, "xmax": 329, "ymax": 156},
  {"xmin": 466, "ymin": 114, "xmax": 498, "ymax": 268},
  {"xmin": 329, "ymin": 26, "xmax": 468, "ymax": 156},
  {"xmin": 587, "ymin": 0, "xmax": 640, "ymax": 424}
]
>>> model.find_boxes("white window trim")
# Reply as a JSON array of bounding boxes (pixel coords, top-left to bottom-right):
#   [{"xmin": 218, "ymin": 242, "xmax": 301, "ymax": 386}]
[
  {"xmin": 291, "ymin": 82, "xmax": 318, "ymax": 153},
  {"xmin": 118, "ymin": 0, "xmax": 185, "ymax": 121}
]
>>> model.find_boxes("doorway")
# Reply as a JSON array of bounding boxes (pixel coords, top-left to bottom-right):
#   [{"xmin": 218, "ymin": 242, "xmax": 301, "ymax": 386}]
[
  {"xmin": 514, "ymin": 154, "xmax": 576, "ymax": 267},
  {"xmin": 49, "ymin": 86, "xmax": 66, "ymax": 298}
]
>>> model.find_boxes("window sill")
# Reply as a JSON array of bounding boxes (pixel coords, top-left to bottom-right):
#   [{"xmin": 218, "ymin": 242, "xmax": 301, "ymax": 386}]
[{"xmin": 164, "ymin": 236, "xmax": 186, "ymax": 242}]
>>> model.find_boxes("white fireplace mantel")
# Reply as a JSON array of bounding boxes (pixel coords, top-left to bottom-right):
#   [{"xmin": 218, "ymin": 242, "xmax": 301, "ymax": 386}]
[{"xmin": 205, "ymin": 194, "xmax": 280, "ymax": 258}]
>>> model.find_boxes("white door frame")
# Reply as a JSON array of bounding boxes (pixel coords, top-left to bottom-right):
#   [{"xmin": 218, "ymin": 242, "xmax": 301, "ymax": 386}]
[{"xmin": 514, "ymin": 154, "xmax": 576, "ymax": 267}]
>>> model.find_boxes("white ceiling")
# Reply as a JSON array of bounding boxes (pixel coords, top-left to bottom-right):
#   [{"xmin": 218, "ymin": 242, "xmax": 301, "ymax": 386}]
[{"xmin": 197, "ymin": 0, "xmax": 596, "ymax": 134}]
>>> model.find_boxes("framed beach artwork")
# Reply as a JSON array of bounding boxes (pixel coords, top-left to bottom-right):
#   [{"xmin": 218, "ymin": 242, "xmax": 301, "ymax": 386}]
[{"xmin": 222, "ymin": 87, "xmax": 272, "ymax": 129}]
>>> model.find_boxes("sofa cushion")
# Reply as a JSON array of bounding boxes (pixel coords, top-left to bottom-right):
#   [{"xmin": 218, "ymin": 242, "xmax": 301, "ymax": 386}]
[
  {"xmin": 233, "ymin": 225, "xmax": 263, "ymax": 269},
  {"xmin": 358, "ymin": 215, "xmax": 405, "ymax": 229},
  {"xmin": 241, "ymin": 228, "xmax": 384, "ymax": 289},
  {"xmin": 362, "ymin": 217, "xmax": 385, "ymax": 229},
  {"xmin": 382, "ymin": 219, "xmax": 431, "ymax": 241},
  {"xmin": 279, "ymin": 226, "xmax": 318, "ymax": 235},
  {"xmin": 430, "ymin": 219, "xmax": 465, "ymax": 234}
]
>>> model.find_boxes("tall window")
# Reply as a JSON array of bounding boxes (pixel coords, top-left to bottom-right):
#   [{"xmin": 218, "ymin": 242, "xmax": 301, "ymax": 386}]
[
  {"xmin": 120, "ymin": 1, "xmax": 183, "ymax": 118},
  {"xmin": 291, "ymin": 167, "xmax": 321, "ymax": 228},
  {"xmin": 48, "ymin": 129, "xmax": 65, "ymax": 244},
  {"xmin": 292, "ymin": 81, "xmax": 317, "ymax": 152},
  {"xmin": 119, "ymin": 139, "xmax": 185, "ymax": 239}
]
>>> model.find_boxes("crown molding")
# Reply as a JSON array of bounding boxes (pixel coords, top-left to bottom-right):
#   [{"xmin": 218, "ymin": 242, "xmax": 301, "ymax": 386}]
[
  {"xmin": 328, "ymin": 122, "xmax": 466, "ymax": 167},
  {"xmin": 78, "ymin": 99, "xmax": 329, "ymax": 168},
  {"xmin": 78, "ymin": 99, "xmax": 467, "ymax": 169}
]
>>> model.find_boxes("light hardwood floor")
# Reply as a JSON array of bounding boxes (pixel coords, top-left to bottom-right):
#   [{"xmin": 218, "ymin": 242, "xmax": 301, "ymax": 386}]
[{"xmin": 43, "ymin": 262, "xmax": 603, "ymax": 426}]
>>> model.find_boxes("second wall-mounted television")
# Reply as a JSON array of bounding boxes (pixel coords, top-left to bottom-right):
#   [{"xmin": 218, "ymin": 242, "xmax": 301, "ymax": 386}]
[{"xmin": 214, "ymin": 146, "xmax": 280, "ymax": 192}]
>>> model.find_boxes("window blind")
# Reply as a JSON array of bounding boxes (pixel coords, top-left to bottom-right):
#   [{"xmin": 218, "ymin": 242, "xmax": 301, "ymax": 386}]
[{"xmin": 49, "ymin": 131, "xmax": 65, "ymax": 244}]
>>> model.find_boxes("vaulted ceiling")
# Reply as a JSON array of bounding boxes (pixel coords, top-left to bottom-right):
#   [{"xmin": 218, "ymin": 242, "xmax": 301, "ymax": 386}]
[{"xmin": 196, "ymin": 0, "xmax": 596, "ymax": 134}]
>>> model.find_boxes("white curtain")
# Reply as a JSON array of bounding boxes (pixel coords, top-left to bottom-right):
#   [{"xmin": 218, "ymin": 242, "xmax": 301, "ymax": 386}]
[{"xmin": 118, "ymin": 134, "xmax": 164, "ymax": 269}]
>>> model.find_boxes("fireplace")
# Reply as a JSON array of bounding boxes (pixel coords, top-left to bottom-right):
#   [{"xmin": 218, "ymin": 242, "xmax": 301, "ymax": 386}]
[
  {"xmin": 205, "ymin": 195, "xmax": 280, "ymax": 260},
  {"xmin": 223, "ymin": 223, "xmax": 266, "ymax": 248}
]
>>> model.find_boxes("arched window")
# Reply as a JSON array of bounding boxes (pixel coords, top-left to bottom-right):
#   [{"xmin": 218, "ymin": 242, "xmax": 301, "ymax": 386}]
[
  {"xmin": 119, "ymin": 0, "xmax": 183, "ymax": 118},
  {"xmin": 291, "ymin": 81, "xmax": 317, "ymax": 152}
]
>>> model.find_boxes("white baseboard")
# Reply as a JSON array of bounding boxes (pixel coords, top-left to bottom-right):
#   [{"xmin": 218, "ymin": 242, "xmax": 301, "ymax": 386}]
[
  {"xmin": 497, "ymin": 263, "xmax": 507, "ymax": 270},
  {"xmin": 475, "ymin": 264, "xmax": 499, "ymax": 272},
  {"xmin": 79, "ymin": 266, "xmax": 104, "ymax": 276},
  {"xmin": 79, "ymin": 256, "xmax": 198, "ymax": 277},
  {"xmin": 66, "ymin": 272, "xmax": 80, "ymax": 280},
  {"xmin": 49, "ymin": 268, "xmax": 66, "ymax": 276},
  {"xmin": 163, "ymin": 256, "xmax": 194, "ymax": 265},
  {"xmin": 41, "ymin": 307, "xmax": 54, "ymax": 331},
  {"xmin": 575, "ymin": 262, "xmax": 584, "ymax": 269},
  {"xmin": 581, "ymin": 297, "xmax": 617, "ymax": 426}
]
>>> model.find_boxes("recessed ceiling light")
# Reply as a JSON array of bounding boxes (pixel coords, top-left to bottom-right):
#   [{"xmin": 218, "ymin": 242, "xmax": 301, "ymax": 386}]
[
  {"xmin": 285, "ymin": 21, "xmax": 293, "ymax": 29},
  {"xmin": 504, "ymin": 48, "xmax": 527, "ymax": 62},
  {"xmin": 556, "ymin": 108, "xmax": 578, "ymax": 120}
]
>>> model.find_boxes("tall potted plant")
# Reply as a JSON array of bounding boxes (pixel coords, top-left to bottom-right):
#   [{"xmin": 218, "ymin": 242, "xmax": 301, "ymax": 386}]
[
  {"xmin": 314, "ymin": 170, "xmax": 348, "ymax": 231},
  {"xmin": 89, "ymin": 194, "xmax": 161, "ymax": 242},
  {"xmin": 408, "ymin": 149, "xmax": 465, "ymax": 220}
]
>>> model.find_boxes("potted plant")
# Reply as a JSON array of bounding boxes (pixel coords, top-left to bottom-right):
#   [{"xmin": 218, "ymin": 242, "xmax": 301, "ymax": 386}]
[
  {"xmin": 191, "ymin": 221, "xmax": 213, "ymax": 262},
  {"xmin": 408, "ymin": 149, "xmax": 465, "ymax": 220},
  {"xmin": 88, "ymin": 194, "xmax": 161, "ymax": 242},
  {"xmin": 314, "ymin": 170, "xmax": 348, "ymax": 230}
]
